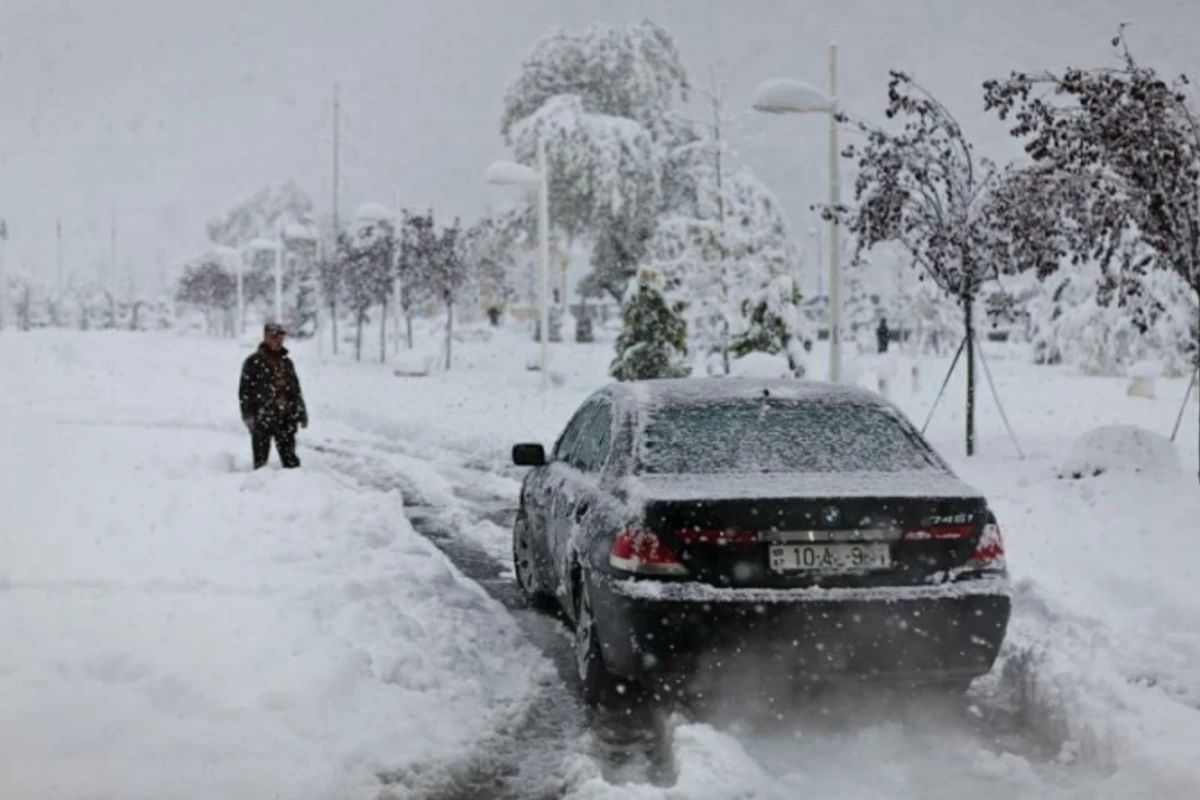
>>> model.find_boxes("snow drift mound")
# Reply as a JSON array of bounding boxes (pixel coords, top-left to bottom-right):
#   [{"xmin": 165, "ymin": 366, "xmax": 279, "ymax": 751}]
[{"xmin": 1058, "ymin": 424, "xmax": 1180, "ymax": 479}]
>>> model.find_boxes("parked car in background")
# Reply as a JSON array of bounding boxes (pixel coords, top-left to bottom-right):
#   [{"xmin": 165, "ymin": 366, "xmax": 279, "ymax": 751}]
[{"xmin": 510, "ymin": 378, "xmax": 1012, "ymax": 705}]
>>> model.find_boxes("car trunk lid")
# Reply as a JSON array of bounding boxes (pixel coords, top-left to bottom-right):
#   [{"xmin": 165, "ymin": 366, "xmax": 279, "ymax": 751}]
[{"xmin": 629, "ymin": 471, "xmax": 988, "ymax": 589}]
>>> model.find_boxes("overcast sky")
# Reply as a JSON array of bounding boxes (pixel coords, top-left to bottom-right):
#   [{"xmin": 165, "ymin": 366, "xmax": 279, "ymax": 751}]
[{"xmin": 1, "ymin": 0, "xmax": 1195, "ymax": 294}]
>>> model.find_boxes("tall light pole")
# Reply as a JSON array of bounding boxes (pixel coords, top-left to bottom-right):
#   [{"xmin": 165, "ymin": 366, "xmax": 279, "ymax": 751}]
[
  {"xmin": 275, "ymin": 224, "xmax": 285, "ymax": 324},
  {"xmin": 751, "ymin": 43, "xmax": 843, "ymax": 383},
  {"xmin": 56, "ymin": 217, "xmax": 64, "ymax": 295},
  {"xmin": 485, "ymin": 143, "xmax": 551, "ymax": 390},
  {"xmin": 392, "ymin": 188, "xmax": 403, "ymax": 359}
]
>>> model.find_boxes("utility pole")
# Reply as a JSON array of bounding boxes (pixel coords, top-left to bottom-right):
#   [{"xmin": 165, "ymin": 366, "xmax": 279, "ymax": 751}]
[
  {"xmin": 332, "ymin": 83, "xmax": 341, "ymax": 243},
  {"xmin": 0, "ymin": 218, "xmax": 8, "ymax": 331},
  {"xmin": 329, "ymin": 83, "xmax": 341, "ymax": 355},
  {"xmin": 110, "ymin": 209, "xmax": 117, "ymax": 292},
  {"xmin": 56, "ymin": 217, "xmax": 63, "ymax": 294},
  {"xmin": 392, "ymin": 187, "xmax": 402, "ymax": 360}
]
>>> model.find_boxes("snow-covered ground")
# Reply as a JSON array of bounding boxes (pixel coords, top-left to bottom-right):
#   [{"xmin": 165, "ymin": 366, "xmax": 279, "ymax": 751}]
[
  {"xmin": 2, "ymin": 325, "xmax": 1199, "ymax": 799},
  {"xmin": 0, "ymin": 331, "xmax": 552, "ymax": 799}
]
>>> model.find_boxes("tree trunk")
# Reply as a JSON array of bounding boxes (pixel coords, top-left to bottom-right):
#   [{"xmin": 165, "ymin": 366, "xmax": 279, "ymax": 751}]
[
  {"xmin": 965, "ymin": 297, "xmax": 976, "ymax": 457},
  {"xmin": 405, "ymin": 311, "xmax": 413, "ymax": 349},
  {"xmin": 1195, "ymin": 298, "xmax": 1199, "ymax": 484},
  {"xmin": 445, "ymin": 298, "xmax": 454, "ymax": 371},
  {"xmin": 380, "ymin": 298, "xmax": 387, "ymax": 364},
  {"xmin": 354, "ymin": 310, "xmax": 364, "ymax": 362},
  {"xmin": 329, "ymin": 298, "xmax": 339, "ymax": 355}
]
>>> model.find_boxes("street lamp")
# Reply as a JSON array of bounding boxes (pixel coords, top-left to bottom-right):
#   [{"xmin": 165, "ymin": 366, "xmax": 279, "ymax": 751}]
[
  {"xmin": 752, "ymin": 43, "xmax": 843, "ymax": 384},
  {"xmin": 486, "ymin": 137, "xmax": 551, "ymax": 390}
]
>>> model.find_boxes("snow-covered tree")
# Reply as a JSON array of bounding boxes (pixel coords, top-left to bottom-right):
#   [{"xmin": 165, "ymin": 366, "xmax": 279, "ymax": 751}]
[
  {"xmin": 985, "ymin": 30, "xmax": 1200, "ymax": 474},
  {"xmin": 729, "ymin": 275, "xmax": 812, "ymax": 376},
  {"xmin": 652, "ymin": 88, "xmax": 800, "ymax": 372},
  {"xmin": 398, "ymin": 209, "xmax": 437, "ymax": 349},
  {"xmin": 461, "ymin": 214, "xmax": 520, "ymax": 316},
  {"xmin": 610, "ymin": 270, "xmax": 690, "ymax": 381},
  {"xmin": 339, "ymin": 215, "xmax": 394, "ymax": 362},
  {"xmin": 511, "ymin": 94, "xmax": 662, "ymax": 301},
  {"xmin": 206, "ymin": 181, "xmax": 315, "ymax": 249},
  {"xmin": 829, "ymin": 71, "xmax": 1062, "ymax": 455},
  {"xmin": 176, "ymin": 256, "xmax": 238, "ymax": 336},
  {"xmin": 500, "ymin": 19, "xmax": 689, "ymax": 145},
  {"xmin": 428, "ymin": 217, "xmax": 468, "ymax": 370},
  {"xmin": 1144, "ymin": 269, "xmax": 1200, "ymax": 376}
]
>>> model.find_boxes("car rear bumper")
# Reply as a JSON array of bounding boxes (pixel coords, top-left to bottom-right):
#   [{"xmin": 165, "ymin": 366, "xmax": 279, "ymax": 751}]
[{"xmin": 589, "ymin": 573, "xmax": 1012, "ymax": 684}]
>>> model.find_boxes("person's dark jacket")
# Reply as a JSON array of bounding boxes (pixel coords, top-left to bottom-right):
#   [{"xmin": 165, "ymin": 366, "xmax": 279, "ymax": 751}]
[{"xmin": 239, "ymin": 344, "xmax": 307, "ymax": 428}]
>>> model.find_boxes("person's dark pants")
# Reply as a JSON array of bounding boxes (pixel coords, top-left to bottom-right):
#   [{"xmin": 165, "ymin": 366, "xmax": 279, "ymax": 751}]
[{"xmin": 252, "ymin": 422, "xmax": 300, "ymax": 469}]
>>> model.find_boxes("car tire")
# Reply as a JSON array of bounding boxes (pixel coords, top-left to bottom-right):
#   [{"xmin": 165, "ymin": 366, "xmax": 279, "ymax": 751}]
[
  {"xmin": 512, "ymin": 510, "xmax": 555, "ymax": 610},
  {"xmin": 573, "ymin": 575, "xmax": 624, "ymax": 707}
]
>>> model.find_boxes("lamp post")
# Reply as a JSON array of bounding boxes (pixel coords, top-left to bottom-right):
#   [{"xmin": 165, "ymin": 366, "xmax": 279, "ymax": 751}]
[
  {"xmin": 751, "ymin": 43, "xmax": 842, "ymax": 384},
  {"xmin": 485, "ymin": 138, "xmax": 551, "ymax": 390},
  {"xmin": 274, "ymin": 223, "xmax": 285, "ymax": 325}
]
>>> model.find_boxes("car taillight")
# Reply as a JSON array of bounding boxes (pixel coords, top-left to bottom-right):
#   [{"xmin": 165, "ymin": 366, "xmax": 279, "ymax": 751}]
[
  {"xmin": 966, "ymin": 521, "xmax": 1007, "ymax": 572},
  {"xmin": 903, "ymin": 523, "xmax": 975, "ymax": 540},
  {"xmin": 609, "ymin": 527, "xmax": 689, "ymax": 576},
  {"xmin": 675, "ymin": 527, "xmax": 757, "ymax": 545}
]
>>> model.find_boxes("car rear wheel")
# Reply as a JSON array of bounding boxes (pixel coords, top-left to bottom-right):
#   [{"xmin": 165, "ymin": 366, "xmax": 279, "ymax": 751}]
[
  {"xmin": 574, "ymin": 576, "xmax": 623, "ymax": 707},
  {"xmin": 512, "ymin": 511, "xmax": 554, "ymax": 610}
]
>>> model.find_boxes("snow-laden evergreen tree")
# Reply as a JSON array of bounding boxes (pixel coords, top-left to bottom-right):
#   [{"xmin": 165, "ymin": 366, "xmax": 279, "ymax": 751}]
[
  {"xmin": 729, "ymin": 275, "xmax": 812, "ymax": 377},
  {"xmin": 500, "ymin": 20, "xmax": 689, "ymax": 145},
  {"xmin": 610, "ymin": 269, "xmax": 690, "ymax": 381}
]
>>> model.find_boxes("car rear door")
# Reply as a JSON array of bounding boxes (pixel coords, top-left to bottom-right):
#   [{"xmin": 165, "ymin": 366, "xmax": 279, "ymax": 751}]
[
  {"xmin": 533, "ymin": 400, "xmax": 601, "ymax": 587},
  {"xmin": 549, "ymin": 399, "xmax": 615, "ymax": 591}
]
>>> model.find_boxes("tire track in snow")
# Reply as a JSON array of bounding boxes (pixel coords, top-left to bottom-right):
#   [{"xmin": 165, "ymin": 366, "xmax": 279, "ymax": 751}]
[
  {"xmin": 307, "ymin": 441, "xmax": 677, "ymax": 798},
  {"xmin": 309, "ymin": 438, "xmax": 1081, "ymax": 799}
]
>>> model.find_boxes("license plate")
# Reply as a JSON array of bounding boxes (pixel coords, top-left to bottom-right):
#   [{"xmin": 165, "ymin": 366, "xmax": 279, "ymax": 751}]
[{"xmin": 768, "ymin": 543, "xmax": 891, "ymax": 572}]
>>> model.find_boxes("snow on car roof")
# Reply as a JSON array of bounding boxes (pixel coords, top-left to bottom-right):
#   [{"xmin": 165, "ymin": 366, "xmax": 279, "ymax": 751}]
[{"xmin": 614, "ymin": 377, "xmax": 888, "ymax": 412}]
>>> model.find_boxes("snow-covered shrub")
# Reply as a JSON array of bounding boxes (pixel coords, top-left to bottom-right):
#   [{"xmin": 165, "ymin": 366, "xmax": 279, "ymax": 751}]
[
  {"xmin": 1142, "ymin": 269, "xmax": 1199, "ymax": 377},
  {"xmin": 1058, "ymin": 424, "xmax": 1180, "ymax": 479},
  {"xmin": 610, "ymin": 270, "xmax": 690, "ymax": 381},
  {"xmin": 729, "ymin": 351, "xmax": 792, "ymax": 379},
  {"xmin": 1027, "ymin": 264, "xmax": 1155, "ymax": 376},
  {"xmin": 728, "ymin": 276, "xmax": 812, "ymax": 377}
]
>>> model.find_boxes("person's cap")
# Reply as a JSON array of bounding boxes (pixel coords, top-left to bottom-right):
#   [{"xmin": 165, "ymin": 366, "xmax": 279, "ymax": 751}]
[{"xmin": 264, "ymin": 322, "xmax": 287, "ymax": 335}]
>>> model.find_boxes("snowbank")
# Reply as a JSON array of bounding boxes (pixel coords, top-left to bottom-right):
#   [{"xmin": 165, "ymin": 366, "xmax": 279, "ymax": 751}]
[
  {"xmin": 1058, "ymin": 424, "xmax": 1181, "ymax": 479},
  {"xmin": 0, "ymin": 331, "xmax": 549, "ymax": 799}
]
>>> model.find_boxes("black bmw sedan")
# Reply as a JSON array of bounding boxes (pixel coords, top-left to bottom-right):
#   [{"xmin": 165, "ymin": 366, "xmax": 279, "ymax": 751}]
[{"xmin": 510, "ymin": 378, "xmax": 1011, "ymax": 705}]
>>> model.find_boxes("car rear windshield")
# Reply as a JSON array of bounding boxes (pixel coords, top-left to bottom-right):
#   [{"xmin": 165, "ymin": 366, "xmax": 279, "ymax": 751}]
[{"xmin": 638, "ymin": 400, "xmax": 942, "ymax": 474}]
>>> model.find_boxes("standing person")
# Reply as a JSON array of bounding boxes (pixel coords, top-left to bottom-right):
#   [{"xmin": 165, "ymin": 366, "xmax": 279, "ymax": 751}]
[
  {"xmin": 239, "ymin": 322, "xmax": 308, "ymax": 469},
  {"xmin": 876, "ymin": 316, "xmax": 891, "ymax": 354}
]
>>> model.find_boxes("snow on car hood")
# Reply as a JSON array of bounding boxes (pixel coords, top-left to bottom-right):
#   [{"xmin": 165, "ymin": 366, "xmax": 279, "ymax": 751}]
[{"xmin": 623, "ymin": 469, "xmax": 983, "ymax": 503}]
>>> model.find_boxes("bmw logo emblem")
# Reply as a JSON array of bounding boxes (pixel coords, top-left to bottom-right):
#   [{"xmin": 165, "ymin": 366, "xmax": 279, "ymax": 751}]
[{"xmin": 822, "ymin": 506, "xmax": 841, "ymax": 526}]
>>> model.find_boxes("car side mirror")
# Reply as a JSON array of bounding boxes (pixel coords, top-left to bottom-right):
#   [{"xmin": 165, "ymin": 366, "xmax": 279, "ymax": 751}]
[{"xmin": 512, "ymin": 443, "xmax": 547, "ymax": 467}]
